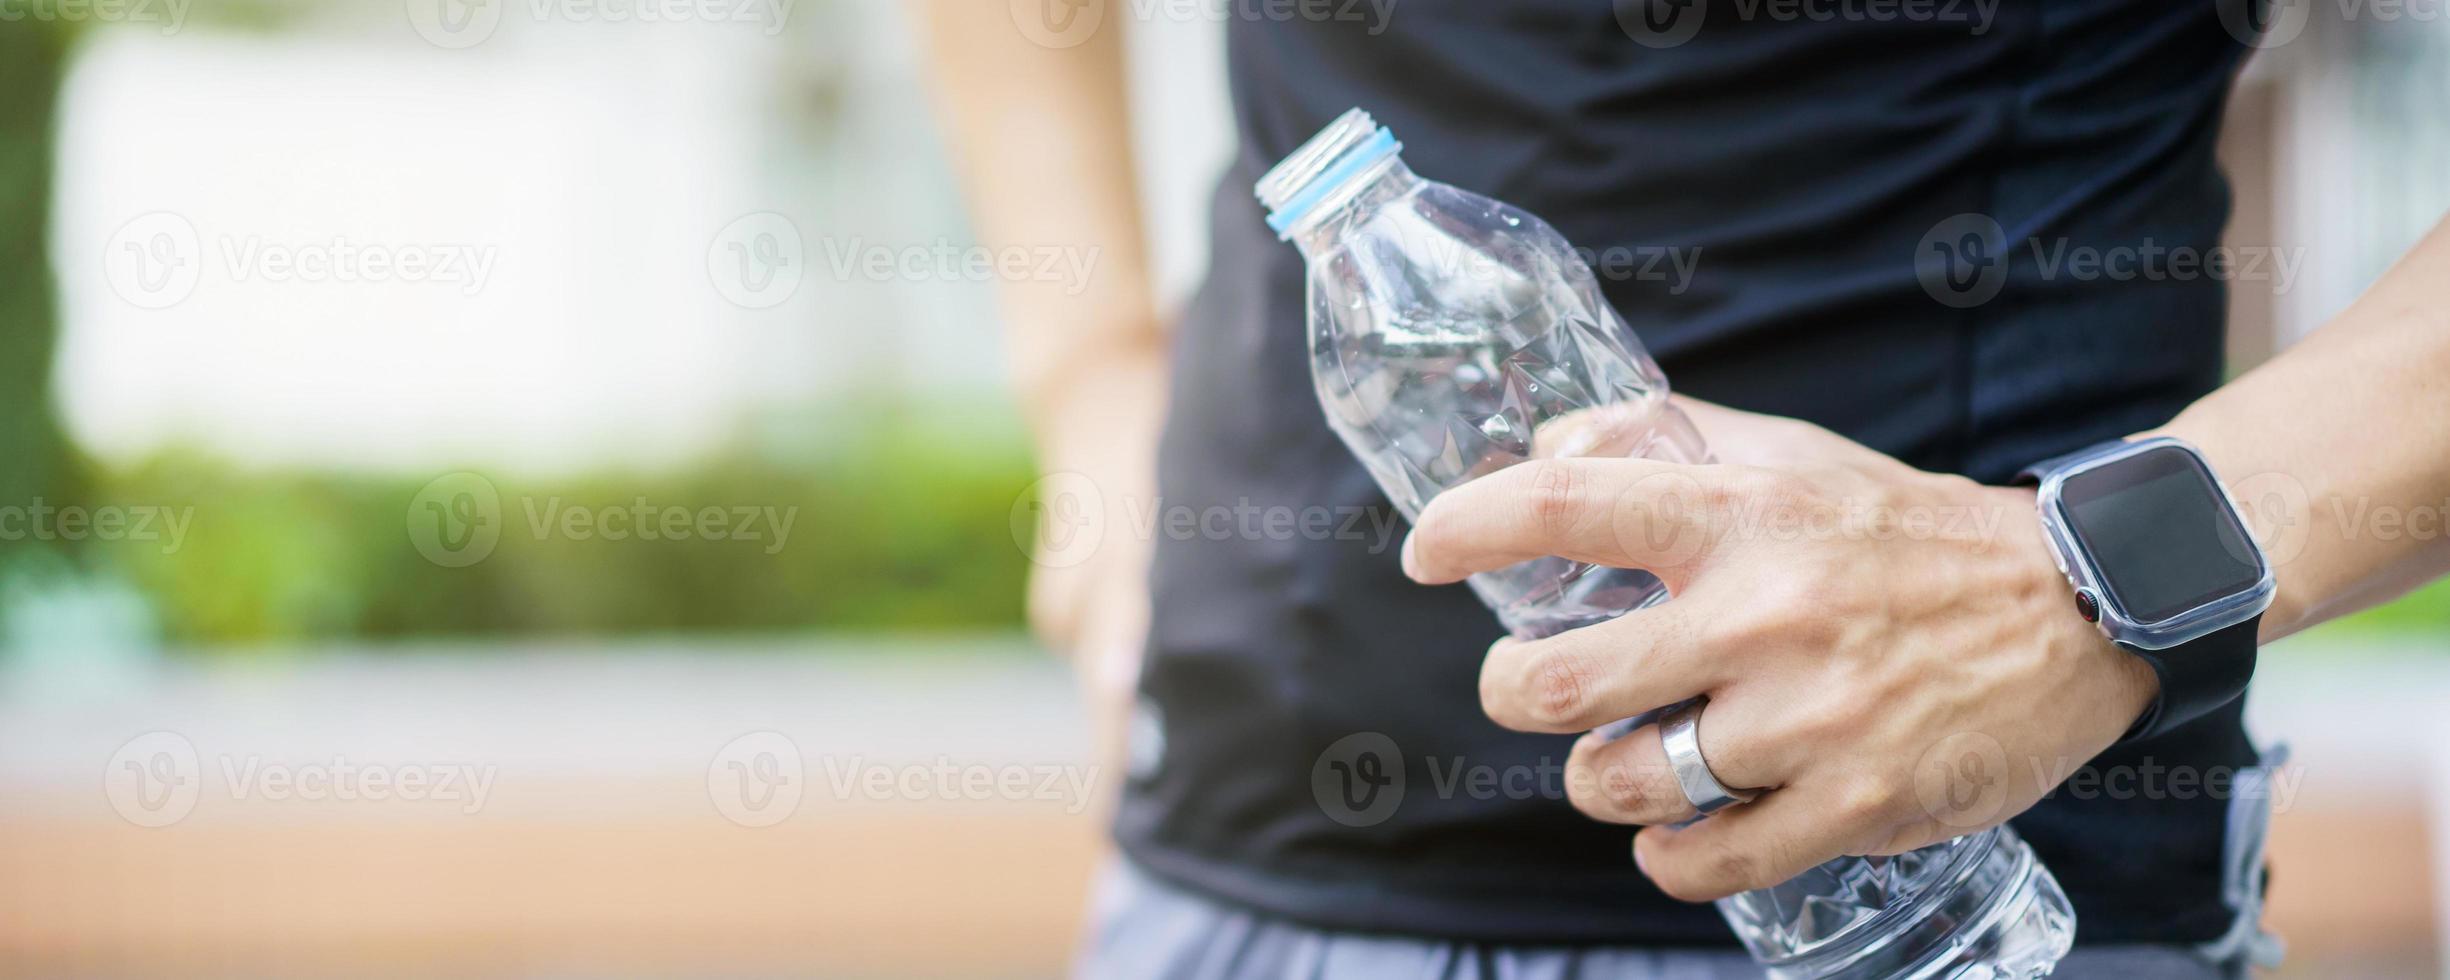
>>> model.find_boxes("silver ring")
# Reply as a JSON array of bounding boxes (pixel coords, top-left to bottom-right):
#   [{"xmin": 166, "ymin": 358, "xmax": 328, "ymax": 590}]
[{"xmin": 1659, "ymin": 697, "xmax": 1756, "ymax": 816}]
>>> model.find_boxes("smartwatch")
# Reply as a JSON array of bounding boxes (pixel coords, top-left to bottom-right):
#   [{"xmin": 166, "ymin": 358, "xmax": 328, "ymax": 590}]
[{"xmin": 2019, "ymin": 437, "xmax": 2275, "ymax": 743}]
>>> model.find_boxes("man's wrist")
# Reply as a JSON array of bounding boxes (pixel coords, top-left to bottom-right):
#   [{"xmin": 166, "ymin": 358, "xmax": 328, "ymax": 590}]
[
  {"xmin": 1013, "ymin": 315, "xmax": 1166, "ymax": 433},
  {"xmin": 1995, "ymin": 484, "xmax": 2162, "ymax": 746}
]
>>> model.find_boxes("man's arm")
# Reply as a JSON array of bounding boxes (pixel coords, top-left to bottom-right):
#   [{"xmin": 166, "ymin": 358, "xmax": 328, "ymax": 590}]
[
  {"xmin": 2154, "ymin": 217, "xmax": 2450, "ymax": 640},
  {"xmin": 1395, "ymin": 215, "xmax": 2450, "ymax": 901},
  {"xmin": 916, "ymin": 6, "xmax": 1166, "ymax": 770}
]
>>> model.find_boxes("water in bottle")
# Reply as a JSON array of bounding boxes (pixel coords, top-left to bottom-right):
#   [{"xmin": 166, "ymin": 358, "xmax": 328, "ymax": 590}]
[{"xmin": 1257, "ymin": 108, "xmax": 2075, "ymax": 979}]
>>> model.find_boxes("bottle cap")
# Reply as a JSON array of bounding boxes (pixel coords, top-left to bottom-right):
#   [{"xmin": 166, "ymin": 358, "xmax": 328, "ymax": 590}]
[{"xmin": 1254, "ymin": 108, "xmax": 1403, "ymax": 239}]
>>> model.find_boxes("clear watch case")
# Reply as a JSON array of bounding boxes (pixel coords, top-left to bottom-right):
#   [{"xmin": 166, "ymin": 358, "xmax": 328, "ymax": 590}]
[{"xmin": 2029, "ymin": 437, "xmax": 2277, "ymax": 651}]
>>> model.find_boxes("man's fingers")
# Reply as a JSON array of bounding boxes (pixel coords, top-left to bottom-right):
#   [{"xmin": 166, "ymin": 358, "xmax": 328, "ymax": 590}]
[
  {"xmin": 1402, "ymin": 457, "xmax": 1751, "ymax": 586},
  {"xmin": 1631, "ymin": 780, "xmax": 1896, "ymax": 903},
  {"xmin": 1563, "ymin": 700, "xmax": 1784, "ymax": 826},
  {"xmin": 1565, "ymin": 722, "xmax": 1697, "ymax": 826},
  {"xmin": 1477, "ymin": 603, "xmax": 1719, "ymax": 733}
]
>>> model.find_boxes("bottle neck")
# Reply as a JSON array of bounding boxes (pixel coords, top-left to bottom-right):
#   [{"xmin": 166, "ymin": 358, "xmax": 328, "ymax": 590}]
[{"xmin": 1284, "ymin": 158, "xmax": 1420, "ymax": 258}]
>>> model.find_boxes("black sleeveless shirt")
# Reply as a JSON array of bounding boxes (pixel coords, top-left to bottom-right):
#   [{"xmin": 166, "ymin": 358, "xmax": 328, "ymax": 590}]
[{"xmin": 1117, "ymin": 1, "xmax": 2265, "ymax": 945}]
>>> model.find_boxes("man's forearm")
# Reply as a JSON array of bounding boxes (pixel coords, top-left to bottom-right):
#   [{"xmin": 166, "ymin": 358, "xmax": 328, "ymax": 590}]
[
  {"xmin": 915, "ymin": 2, "xmax": 1163, "ymax": 431},
  {"xmin": 916, "ymin": 3, "xmax": 1166, "ymax": 696},
  {"xmin": 2153, "ymin": 216, "xmax": 2450, "ymax": 641}
]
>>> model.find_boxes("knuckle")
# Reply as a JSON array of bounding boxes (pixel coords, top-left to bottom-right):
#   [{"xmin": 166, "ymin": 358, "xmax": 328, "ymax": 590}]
[
  {"xmin": 1774, "ymin": 582, "xmax": 1847, "ymax": 646},
  {"xmin": 1728, "ymin": 465, "xmax": 1785, "ymax": 502},
  {"xmin": 1524, "ymin": 459, "xmax": 1585, "ymax": 538},
  {"xmin": 1704, "ymin": 841, "xmax": 1763, "ymax": 893},
  {"xmin": 1597, "ymin": 762, "xmax": 1650, "ymax": 810},
  {"xmin": 1751, "ymin": 468, "xmax": 1825, "ymax": 523},
  {"xmin": 1648, "ymin": 839, "xmax": 1761, "ymax": 903},
  {"xmin": 1522, "ymin": 647, "xmax": 1600, "ymax": 729},
  {"xmin": 1703, "ymin": 591, "xmax": 1790, "ymax": 650},
  {"xmin": 1710, "ymin": 573, "xmax": 1845, "ymax": 651},
  {"xmin": 1834, "ymin": 775, "xmax": 1904, "ymax": 826},
  {"xmin": 1782, "ymin": 699, "xmax": 1857, "ymax": 746},
  {"xmin": 1720, "ymin": 466, "xmax": 1788, "ymax": 515},
  {"xmin": 1867, "ymin": 821, "xmax": 1931, "ymax": 857},
  {"xmin": 1575, "ymin": 754, "xmax": 1674, "ymax": 822}
]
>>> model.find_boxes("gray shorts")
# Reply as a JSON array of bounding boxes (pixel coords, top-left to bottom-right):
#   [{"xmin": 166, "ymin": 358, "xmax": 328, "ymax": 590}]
[{"xmin": 1076, "ymin": 859, "xmax": 2257, "ymax": 980}]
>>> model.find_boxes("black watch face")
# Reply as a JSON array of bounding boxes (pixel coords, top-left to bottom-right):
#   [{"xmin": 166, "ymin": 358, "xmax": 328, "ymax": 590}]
[{"xmin": 2059, "ymin": 445, "xmax": 2264, "ymax": 624}]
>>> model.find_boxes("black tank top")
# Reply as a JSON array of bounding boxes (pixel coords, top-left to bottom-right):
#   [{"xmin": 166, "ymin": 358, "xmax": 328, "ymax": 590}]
[{"xmin": 1117, "ymin": 1, "xmax": 2265, "ymax": 945}]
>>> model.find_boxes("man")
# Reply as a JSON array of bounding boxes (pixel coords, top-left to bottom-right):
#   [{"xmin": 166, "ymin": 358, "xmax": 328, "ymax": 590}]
[{"xmin": 923, "ymin": 3, "xmax": 2450, "ymax": 977}]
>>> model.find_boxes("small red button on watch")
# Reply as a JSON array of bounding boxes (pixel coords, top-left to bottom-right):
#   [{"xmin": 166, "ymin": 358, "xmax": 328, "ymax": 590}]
[{"xmin": 2074, "ymin": 589, "xmax": 2101, "ymax": 623}]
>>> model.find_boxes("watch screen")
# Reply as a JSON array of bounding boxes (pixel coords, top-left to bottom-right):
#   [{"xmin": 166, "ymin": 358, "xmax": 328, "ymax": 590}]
[{"xmin": 2061, "ymin": 446, "xmax": 2262, "ymax": 624}]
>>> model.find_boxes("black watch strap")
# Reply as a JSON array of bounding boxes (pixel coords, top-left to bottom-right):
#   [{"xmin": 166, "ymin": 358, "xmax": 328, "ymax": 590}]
[{"xmin": 2115, "ymin": 614, "xmax": 2261, "ymax": 743}]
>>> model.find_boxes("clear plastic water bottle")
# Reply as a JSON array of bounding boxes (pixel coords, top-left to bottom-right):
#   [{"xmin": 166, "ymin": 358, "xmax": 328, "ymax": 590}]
[{"xmin": 1257, "ymin": 108, "xmax": 2076, "ymax": 979}]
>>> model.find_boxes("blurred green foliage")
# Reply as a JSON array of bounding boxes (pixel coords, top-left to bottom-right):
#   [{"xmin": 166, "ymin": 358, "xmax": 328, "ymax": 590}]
[
  {"xmin": 0, "ymin": 24, "xmax": 80, "ymax": 532},
  {"xmin": 86, "ymin": 429, "xmax": 1036, "ymax": 648},
  {"xmin": 2322, "ymin": 574, "xmax": 2450, "ymax": 638},
  {"xmin": 75, "ymin": 430, "xmax": 2445, "ymax": 650}
]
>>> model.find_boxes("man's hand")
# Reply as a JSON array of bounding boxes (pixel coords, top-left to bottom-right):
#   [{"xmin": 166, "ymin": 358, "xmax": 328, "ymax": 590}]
[
  {"xmin": 1024, "ymin": 341, "xmax": 1165, "ymax": 701},
  {"xmin": 1399, "ymin": 399, "xmax": 2159, "ymax": 902}
]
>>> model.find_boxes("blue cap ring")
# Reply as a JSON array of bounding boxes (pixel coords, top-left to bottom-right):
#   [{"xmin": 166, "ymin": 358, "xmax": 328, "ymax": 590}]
[{"xmin": 1264, "ymin": 127, "xmax": 1402, "ymax": 238}]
